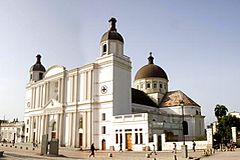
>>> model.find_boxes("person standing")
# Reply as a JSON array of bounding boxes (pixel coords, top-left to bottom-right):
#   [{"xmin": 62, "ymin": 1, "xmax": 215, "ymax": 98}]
[
  {"xmin": 172, "ymin": 143, "xmax": 177, "ymax": 154},
  {"xmin": 89, "ymin": 143, "xmax": 95, "ymax": 157},
  {"xmin": 192, "ymin": 140, "xmax": 196, "ymax": 152},
  {"xmin": 150, "ymin": 144, "xmax": 157, "ymax": 155}
]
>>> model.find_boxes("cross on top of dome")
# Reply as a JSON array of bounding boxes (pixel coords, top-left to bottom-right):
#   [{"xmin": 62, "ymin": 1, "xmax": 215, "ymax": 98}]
[{"xmin": 109, "ymin": 17, "xmax": 117, "ymax": 31}]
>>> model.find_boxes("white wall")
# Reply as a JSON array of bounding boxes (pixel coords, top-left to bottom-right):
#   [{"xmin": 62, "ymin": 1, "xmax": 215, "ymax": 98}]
[{"xmin": 161, "ymin": 134, "xmax": 208, "ymax": 151}]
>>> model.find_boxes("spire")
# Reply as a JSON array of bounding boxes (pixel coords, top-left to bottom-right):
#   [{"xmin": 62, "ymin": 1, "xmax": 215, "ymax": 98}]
[
  {"xmin": 148, "ymin": 52, "xmax": 154, "ymax": 64},
  {"xmin": 109, "ymin": 17, "xmax": 117, "ymax": 31},
  {"xmin": 36, "ymin": 54, "xmax": 42, "ymax": 64}
]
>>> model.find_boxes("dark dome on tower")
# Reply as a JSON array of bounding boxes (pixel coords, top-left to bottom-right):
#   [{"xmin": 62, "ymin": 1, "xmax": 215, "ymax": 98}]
[
  {"xmin": 135, "ymin": 53, "xmax": 168, "ymax": 80},
  {"xmin": 30, "ymin": 54, "xmax": 46, "ymax": 72},
  {"xmin": 100, "ymin": 17, "xmax": 124, "ymax": 43}
]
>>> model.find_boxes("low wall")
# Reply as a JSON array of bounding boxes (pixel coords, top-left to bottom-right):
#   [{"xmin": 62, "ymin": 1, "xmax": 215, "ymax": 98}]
[
  {"xmin": 162, "ymin": 140, "xmax": 208, "ymax": 151},
  {"xmin": 161, "ymin": 134, "xmax": 209, "ymax": 151}
]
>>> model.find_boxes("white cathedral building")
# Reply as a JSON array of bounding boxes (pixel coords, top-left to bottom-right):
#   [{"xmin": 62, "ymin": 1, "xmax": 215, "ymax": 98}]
[{"xmin": 24, "ymin": 18, "xmax": 205, "ymax": 151}]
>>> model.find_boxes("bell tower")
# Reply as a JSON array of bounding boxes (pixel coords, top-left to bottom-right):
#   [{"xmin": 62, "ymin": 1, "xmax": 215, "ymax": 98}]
[
  {"xmin": 96, "ymin": 18, "xmax": 131, "ymax": 116},
  {"xmin": 100, "ymin": 17, "xmax": 124, "ymax": 57}
]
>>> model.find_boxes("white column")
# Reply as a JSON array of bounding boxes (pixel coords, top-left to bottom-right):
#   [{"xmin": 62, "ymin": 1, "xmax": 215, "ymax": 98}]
[
  {"xmin": 59, "ymin": 113, "xmax": 63, "ymax": 146},
  {"xmin": 32, "ymin": 88, "xmax": 35, "ymax": 109},
  {"xmin": 56, "ymin": 114, "xmax": 59, "ymax": 139},
  {"xmin": 34, "ymin": 87, "xmax": 37, "ymax": 108},
  {"xmin": 153, "ymin": 134, "xmax": 158, "ymax": 148},
  {"xmin": 48, "ymin": 82, "xmax": 50, "ymax": 101},
  {"xmin": 31, "ymin": 88, "xmax": 34, "ymax": 109},
  {"xmin": 71, "ymin": 112, "xmax": 76, "ymax": 147},
  {"xmin": 29, "ymin": 116, "xmax": 33, "ymax": 142},
  {"xmin": 36, "ymin": 116, "xmax": 40, "ymax": 143},
  {"xmin": 40, "ymin": 115, "xmax": 44, "ymax": 142},
  {"xmin": 42, "ymin": 84, "xmax": 45, "ymax": 105},
  {"xmin": 57, "ymin": 79, "xmax": 61, "ymax": 102},
  {"xmin": 38, "ymin": 86, "xmax": 41, "ymax": 108},
  {"xmin": 40, "ymin": 85, "xmax": 44, "ymax": 107},
  {"xmin": 232, "ymin": 127, "xmax": 237, "ymax": 143},
  {"xmin": 68, "ymin": 113, "xmax": 73, "ymax": 146},
  {"xmin": 44, "ymin": 83, "xmax": 47, "ymax": 104},
  {"xmin": 45, "ymin": 115, "xmax": 49, "ymax": 136},
  {"xmin": 206, "ymin": 128, "xmax": 213, "ymax": 148},
  {"xmin": 61, "ymin": 78, "xmax": 64, "ymax": 103},
  {"xmin": 83, "ymin": 112, "xmax": 87, "ymax": 148},
  {"xmin": 87, "ymin": 111, "xmax": 92, "ymax": 147}
]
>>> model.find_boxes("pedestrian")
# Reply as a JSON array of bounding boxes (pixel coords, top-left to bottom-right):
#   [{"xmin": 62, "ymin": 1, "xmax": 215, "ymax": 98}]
[
  {"xmin": 119, "ymin": 143, "xmax": 123, "ymax": 152},
  {"xmin": 192, "ymin": 140, "xmax": 196, "ymax": 152},
  {"xmin": 89, "ymin": 143, "xmax": 95, "ymax": 157},
  {"xmin": 172, "ymin": 143, "xmax": 177, "ymax": 154},
  {"xmin": 150, "ymin": 144, "xmax": 157, "ymax": 155}
]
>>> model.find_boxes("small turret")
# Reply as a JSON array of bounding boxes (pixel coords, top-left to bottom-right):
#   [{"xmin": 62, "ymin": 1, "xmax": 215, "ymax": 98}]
[
  {"xmin": 100, "ymin": 17, "xmax": 124, "ymax": 57},
  {"xmin": 29, "ymin": 54, "xmax": 46, "ymax": 82}
]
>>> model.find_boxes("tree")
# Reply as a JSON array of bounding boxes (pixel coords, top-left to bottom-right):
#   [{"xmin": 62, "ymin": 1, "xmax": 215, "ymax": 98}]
[
  {"xmin": 217, "ymin": 115, "xmax": 240, "ymax": 141},
  {"xmin": 214, "ymin": 104, "xmax": 228, "ymax": 121}
]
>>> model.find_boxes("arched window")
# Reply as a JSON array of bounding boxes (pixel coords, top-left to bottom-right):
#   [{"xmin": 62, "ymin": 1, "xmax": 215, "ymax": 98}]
[
  {"xmin": 52, "ymin": 122, "xmax": 56, "ymax": 131},
  {"xmin": 103, "ymin": 44, "xmax": 107, "ymax": 53}
]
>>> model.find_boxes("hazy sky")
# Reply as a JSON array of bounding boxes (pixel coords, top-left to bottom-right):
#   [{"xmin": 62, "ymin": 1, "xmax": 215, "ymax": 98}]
[{"xmin": 0, "ymin": 0, "xmax": 240, "ymax": 125}]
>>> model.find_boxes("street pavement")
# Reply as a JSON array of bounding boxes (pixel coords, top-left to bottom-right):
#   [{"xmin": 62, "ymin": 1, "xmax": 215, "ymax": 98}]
[
  {"xmin": 202, "ymin": 148, "xmax": 240, "ymax": 160},
  {"xmin": 0, "ymin": 144, "xmax": 203, "ymax": 160},
  {"xmin": 2, "ymin": 144, "xmax": 240, "ymax": 160}
]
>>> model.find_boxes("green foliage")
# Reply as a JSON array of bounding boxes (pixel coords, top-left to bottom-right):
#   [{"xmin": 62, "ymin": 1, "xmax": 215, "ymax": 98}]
[
  {"xmin": 214, "ymin": 104, "xmax": 228, "ymax": 121},
  {"xmin": 217, "ymin": 115, "xmax": 240, "ymax": 140}
]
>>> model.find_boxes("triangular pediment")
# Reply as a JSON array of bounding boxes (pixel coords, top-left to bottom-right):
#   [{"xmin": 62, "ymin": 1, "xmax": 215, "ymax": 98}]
[{"xmin": 43, "ymin": 99, "xmax": 63, "ymax": 114}]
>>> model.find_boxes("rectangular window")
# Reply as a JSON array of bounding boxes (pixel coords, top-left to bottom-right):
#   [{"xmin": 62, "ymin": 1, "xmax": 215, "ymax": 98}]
[
  {"xmin": 102, "ymin": 126, "xmax": 106, "ymax": 134},
  {"xmin": 79, "ymin": 117, "xmax": 83, "ymax": 129},
  {"xmin": 27, "ymin": 119, "xmax": 29, "ymax": 125},
  {"xmin": 26, "ymin": 128, "xmax": 29, "ymax": 133},
  {"xmin": 116, "ymin": 134, "xmax": 118, "ymax": 144},
  {"xmin": 160, "ymin": 83, "xmax": 162, "ymax": 88},
  {"xmin": 120, "ymin": 134, "xmax": 123, "ymax": 143},
  {"xmin": 39, "ymin": 73, "xmax": 43, "ymax": 79},
  {"xmin": 140, "ymin": 133, "xmax": 143, "ymax": 144},
  {"xmin": 153, "ymin": 83, "xmax": 157, "ymax": 88},
  {"xmin": 146, "ymin": 83, "xmax": 150, "ymax": 88},
  {"xmin": 102, "ymin": 113, "xmax": 106, "ymax": 121},
  {"xmin": 135, "ymin": 133, "xmax": 138, "ymax": 144}
]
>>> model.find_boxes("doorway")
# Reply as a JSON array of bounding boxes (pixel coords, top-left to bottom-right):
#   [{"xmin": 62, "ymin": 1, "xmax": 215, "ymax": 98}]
[
  {"xmin": 102, "ymin": 139, "xmax": 106, "ymax": 150},
  {"xmin": 125, "ymin": 133, "xmax": 132, "ymax": 150}
]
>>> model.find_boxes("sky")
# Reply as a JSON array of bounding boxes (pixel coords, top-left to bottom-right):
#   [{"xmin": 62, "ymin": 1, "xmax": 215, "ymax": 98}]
[{"xmin": 0, "ymin": 0, "xmax": 240, "ymax": 125}]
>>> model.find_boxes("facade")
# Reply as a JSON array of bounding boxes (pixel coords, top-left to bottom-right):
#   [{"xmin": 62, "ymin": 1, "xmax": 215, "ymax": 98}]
[
  {"xmin": 0, "ymin": 120, "xmax": 25, "ymax": 143},
  {"xmin": 24, "ymin": 18, "xmax": 205, "ymax": 151}
]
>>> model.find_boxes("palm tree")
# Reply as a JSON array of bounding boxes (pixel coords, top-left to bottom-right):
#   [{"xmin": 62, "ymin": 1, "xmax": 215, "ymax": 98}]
[{"xmin": 214, "ymin": 104, "xmax": 228, "ymax": 121}]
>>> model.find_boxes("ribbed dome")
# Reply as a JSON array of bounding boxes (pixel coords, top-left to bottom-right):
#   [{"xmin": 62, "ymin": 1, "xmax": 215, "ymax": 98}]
[
  {"xmin": 100, "ymin": 17, "xmax": 124, "ymax": 43},
  {"xmin": 135, "ymin": 53, "xmax": 168, "ymax": 80},
  {"xmin": 30, "ymin": 54, "xmax": 46, "ymax": 72}
]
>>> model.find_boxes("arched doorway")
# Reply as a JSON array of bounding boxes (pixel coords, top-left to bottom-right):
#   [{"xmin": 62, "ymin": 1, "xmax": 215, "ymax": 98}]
[{"xmin": 102, "ymin": 139, "xmax": 106, "ymax": 150}]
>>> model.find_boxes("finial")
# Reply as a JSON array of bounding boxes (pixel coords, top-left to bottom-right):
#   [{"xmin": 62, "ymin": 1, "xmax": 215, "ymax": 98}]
[
  {"xmin": 36, "ymin": 54, "xmax": 42, "ymax": 64},
  {"xmin": 148, "ymin": 52, "xmax": 154, "ymax": 64},
  {"xmin": 109, "ymin": 17, "xmax": 117, "ymax": 31}
]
